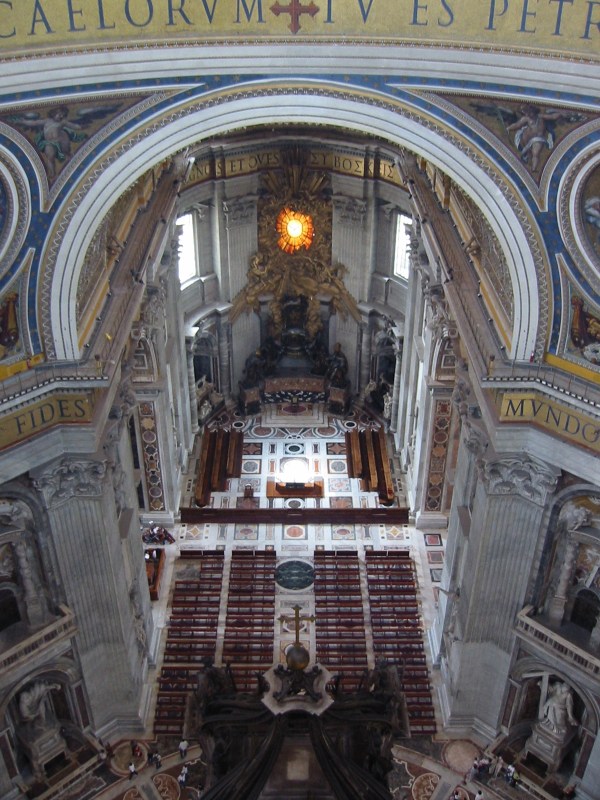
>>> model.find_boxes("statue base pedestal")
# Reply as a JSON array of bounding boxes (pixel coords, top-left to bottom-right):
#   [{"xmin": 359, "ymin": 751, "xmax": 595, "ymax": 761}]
[
  {"xmin": 18, "ymin": 724, "xmax": 67, "ymax": 779},
  {"xmin": 524, "ymin": 722, "xmax": 576, "ymax": 772},
  {"xmin": 327, "ymin": 386, "xmax": 350, "ymax": 415}
]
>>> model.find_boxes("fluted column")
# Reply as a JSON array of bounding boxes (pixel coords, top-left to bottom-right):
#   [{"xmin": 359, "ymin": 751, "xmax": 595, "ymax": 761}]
[
  {"xmin": 389, "ymin": 343, "xmax": 403, "ymax": 433},
  {"xmin": 186, "ymin": 337, "xmax": 199, "ymax": 433},
  {"xmin": 33, "ymin": 458, "xmax": 150, "ymax": 732},
  {"xmin": 359, "ymin": 322, "xmax": 371, "ymax": 390},
  {"xmin": 548, "ymin": 538, "xmax": 579, "ymax": 623},
  {"xmin": 218, "ymin": 319, "xmax": 232, "ymax": 399}
]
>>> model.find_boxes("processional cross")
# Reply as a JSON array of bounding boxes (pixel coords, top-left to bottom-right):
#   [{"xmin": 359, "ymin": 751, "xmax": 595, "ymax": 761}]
[{"xmin": 279, "ymin": 604, "xmax": 315, "ymax": 645}]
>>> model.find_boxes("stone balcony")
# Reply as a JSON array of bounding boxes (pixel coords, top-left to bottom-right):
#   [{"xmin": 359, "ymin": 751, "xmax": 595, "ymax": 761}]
[
  {"xmin": 515, "ymin": 605, "xmax": 600, "ymax": 680},
  {"xmin": 0, "ymin": 605, "xmax": 77, "ymax": 679}
]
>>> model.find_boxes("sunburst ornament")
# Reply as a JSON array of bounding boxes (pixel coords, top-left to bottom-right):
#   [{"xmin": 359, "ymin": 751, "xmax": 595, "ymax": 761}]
[{"xmin": 276, "ymin": 207, "xmax": 314, "ymax": 253}]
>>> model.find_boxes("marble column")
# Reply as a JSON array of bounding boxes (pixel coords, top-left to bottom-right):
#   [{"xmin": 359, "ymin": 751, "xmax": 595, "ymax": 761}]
[
  {"xmin": 218, "ymin": 319, "xmax": 232, "ymax": 400},
  {"xmin": 186, "ymin": 337, "xmax": 199, "ymax": 434},
  {"xmin": 548, "ymin": 537, "xmax": 579, "ymax": 624},
  {"xmin": 389, "ymin": 342, "xmax": 403, "ymax": 433},
  {"xmin": 359, "ymin": 322, "xmax": 371, "ymax": 391},
  {"xmin": 32, "ymin": 458, "xmax": 150, "ymax": 733}
]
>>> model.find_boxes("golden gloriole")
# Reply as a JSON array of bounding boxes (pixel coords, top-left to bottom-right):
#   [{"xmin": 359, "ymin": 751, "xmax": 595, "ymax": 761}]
[{"xmin": 276, "ymin": 208, "xmax": 314, "ymax": 254}]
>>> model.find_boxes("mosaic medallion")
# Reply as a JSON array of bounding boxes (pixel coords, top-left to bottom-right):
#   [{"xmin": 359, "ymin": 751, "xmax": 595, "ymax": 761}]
[
  {"xmin": 275, "ymin": 560, "xmax": 315, "ymax": 590},
  {"xmin": 284, "ymin": 442, "xmax": 305, "ymax": 455},
  {"xmin": 284, "ymin": 525, "xmax": 307, "ymax": 540}
]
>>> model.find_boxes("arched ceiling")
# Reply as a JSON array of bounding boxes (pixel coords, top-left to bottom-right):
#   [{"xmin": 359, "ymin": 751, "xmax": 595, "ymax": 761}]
[
  {"xmin": 0, "ymin": 46, "xmax": 598, "ymax": 381},
  {"xmin": 42, "ymin": 87, "xmax": 539, "ymax": 359}
]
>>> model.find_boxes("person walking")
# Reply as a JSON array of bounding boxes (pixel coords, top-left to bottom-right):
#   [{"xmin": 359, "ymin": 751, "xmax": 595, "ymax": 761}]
[
  {"xmin": 179, "ymin": 738, "xmax": 188, "ymax": 758},
  {"xmin": 128, "ymin": 762, "xmax": 138, "ymax": 780},
  {"xmin": 466, "ymin": 758, "xmax": 478, "ymax": 783},
  {"xmin": 178, "ymin": 764, "xmax": 188, "ymax": 787}
]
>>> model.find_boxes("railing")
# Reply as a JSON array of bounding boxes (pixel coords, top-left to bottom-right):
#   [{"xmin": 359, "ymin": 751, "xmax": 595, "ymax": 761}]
[
  {"xmin": 484, "ymin": 365, "xmax": 599, "ymax": 410},
  {"xmin": 0, "ymin": 364, "xmax": 108, "ymax": 405},
  {"xmin": 0, "ymin": 605, "xmax": 77, "ymax": 674},
  {"xmin": 515, "ymin": 606, "xmax": 600, "ymax": 678}
]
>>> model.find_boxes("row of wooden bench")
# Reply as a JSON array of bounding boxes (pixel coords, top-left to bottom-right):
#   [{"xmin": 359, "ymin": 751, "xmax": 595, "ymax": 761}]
[
  {"xmin": 154, "ymin": 553, "xmax": 226, "ymax": 735},
  {"xmin": 194, "ymin": 428, "xmax": 243, "ymax": 506}
]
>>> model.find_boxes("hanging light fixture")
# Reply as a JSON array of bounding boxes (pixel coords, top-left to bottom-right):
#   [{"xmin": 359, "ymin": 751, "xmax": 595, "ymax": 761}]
[{"xmin": 276, "ymin": 207, "xmax": 314, "ymax": 253}]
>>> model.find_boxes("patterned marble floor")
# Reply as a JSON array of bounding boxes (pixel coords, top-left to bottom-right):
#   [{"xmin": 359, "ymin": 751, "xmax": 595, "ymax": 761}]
[
  {"xmin": 69, "ymin": 737, "xmax": 514, "ymax": 800},
  {"xmin": 73, "ymin": 405, "xmax": 480, "ymax": 800},
  {"xmin": 176, "ymin": 406, "xmax": 446, "ymax": 630},
  {"xmin": 180, "ymin": 406, "xmax": 411, "ymax": 551}
]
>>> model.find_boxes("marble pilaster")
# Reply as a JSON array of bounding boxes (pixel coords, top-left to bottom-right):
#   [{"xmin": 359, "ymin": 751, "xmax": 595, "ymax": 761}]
[
  {"xmin": 223, "ymin": 195, "xmax": 258, "ymax": 301},
  {"xmin": 389, "ymin": 344, "xmax": 403, "ymax": 433},
  {"xmin": 186, "ymin": 337, "xmax": 199, "ymax": 434},
  {"xmin": 465, "ymin": 456, "xmax": 560, "ymax": 648},
  {"xmin": 332, "ymin": 195, "xmax": 367, "ymax": 301},
  {"xmin": 32, "ymin": 458, "xmax": 150, "ymax": 732},
  {"xmin": 218, "ymin": 318, "xmax": 233, "ymax": 399},
  {"xmin": 358, "ymin": 322, "xmax": 371, "ymax": 392},
  {"xmin": 395, "ymin": 257, "xmax": 422, "ymax": 453},
  {"xmin": 443, "ymin": 451, "xmax": 560, "ymax": 732}
]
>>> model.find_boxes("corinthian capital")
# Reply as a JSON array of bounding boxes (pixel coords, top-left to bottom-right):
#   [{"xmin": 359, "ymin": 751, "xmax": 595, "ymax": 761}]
[
  {"xmin": 482, "ymin": 456, "xmax": 559, "ymax": 505},
  {"xmin": 223, "ymin": 196, "xmax": 257, "ymax": 227},
  {"xmin": 333, "ymin": 196, "xmax": 367, "ymax": 223},
  {"xmin": 34, "ymin": 460, "xmax": 108, "ymax": 508}
]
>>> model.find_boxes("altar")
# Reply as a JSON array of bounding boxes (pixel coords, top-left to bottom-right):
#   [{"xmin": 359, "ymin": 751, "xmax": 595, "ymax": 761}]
[
  {"xmin": 263, "ymin": 376, "xmax": 326, "ymax": 404},
  {"xmin": 266, "ymin": 477, "xmax": 324, "ymax": 499}
]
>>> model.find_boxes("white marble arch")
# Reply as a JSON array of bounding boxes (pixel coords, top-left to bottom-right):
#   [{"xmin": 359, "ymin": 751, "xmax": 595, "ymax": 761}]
[
  {"xmin": 46, "ymin": 86, "xmax": 540, "ymax": 361},
  {"xmin": 2, "ymin": 46, "xmax": 600, "ymax": 97}
]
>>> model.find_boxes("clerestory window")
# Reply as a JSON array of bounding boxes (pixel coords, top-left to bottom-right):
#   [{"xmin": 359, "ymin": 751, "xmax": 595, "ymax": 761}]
[
  {"xmin": 393, "ymin": 213, "xmax": 412, "ymax": 280},
  {"xmin": 177, "ymin": 212, "xmax": 198, "ymax": 284}
]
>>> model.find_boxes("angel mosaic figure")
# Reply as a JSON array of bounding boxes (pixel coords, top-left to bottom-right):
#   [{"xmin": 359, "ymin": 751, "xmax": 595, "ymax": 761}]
[
  {"xmin": 472, "ymin": 102, "xmax": 587, "ymax": 173},
  {"xmin": 10, "ymin": 103, "xmax": 119, "ymax": 177}
]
